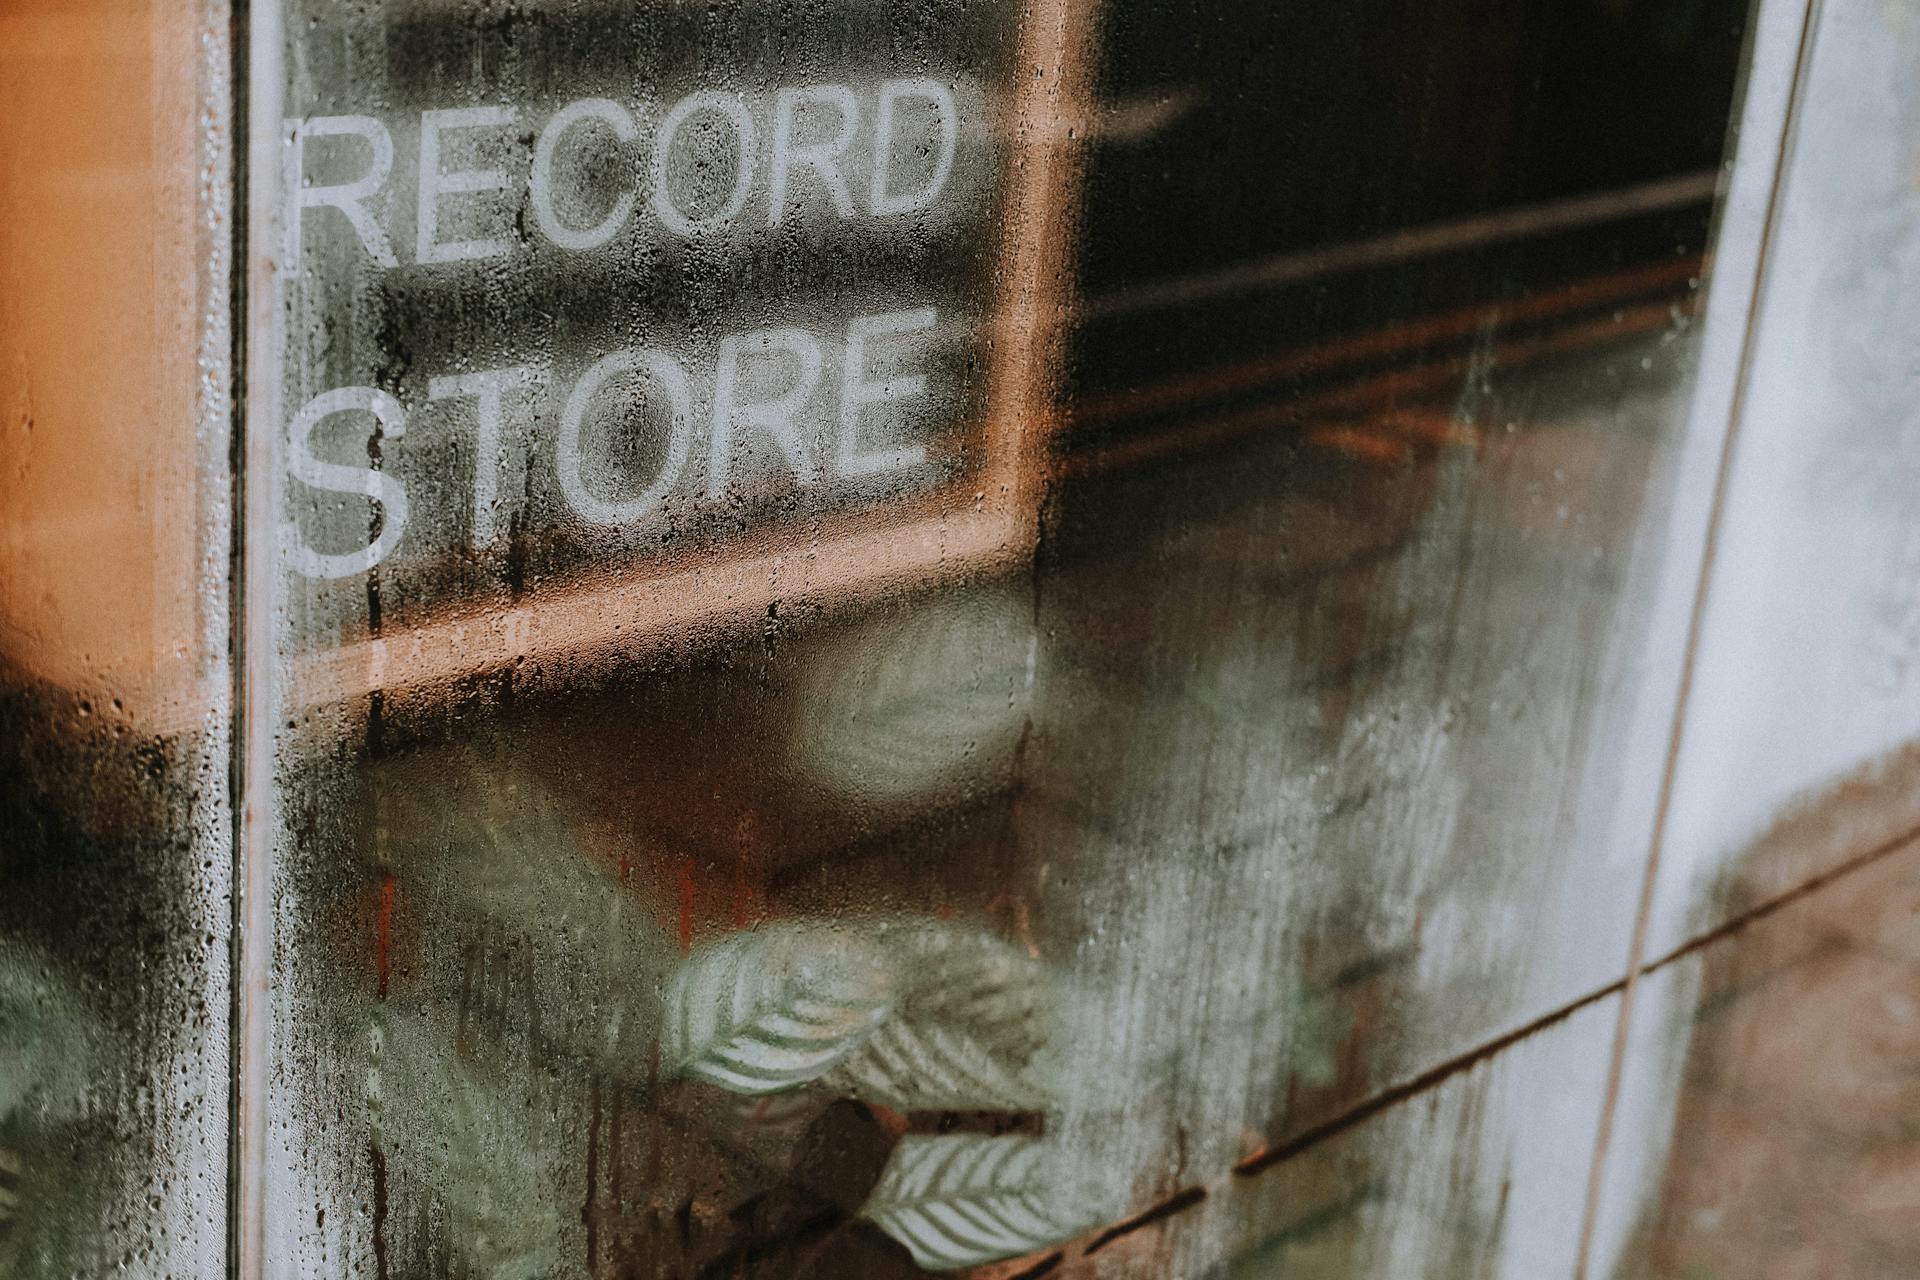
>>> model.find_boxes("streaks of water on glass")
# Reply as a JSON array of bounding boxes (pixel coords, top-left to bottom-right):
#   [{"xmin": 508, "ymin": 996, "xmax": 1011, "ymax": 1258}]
[
  {"xmin": 0, "ymin": 1, "xmax": 236, "ymax": 1273},
  {"xmin": 6, "ymin": 0, "xmax": 1790, "ymax": 1275}
]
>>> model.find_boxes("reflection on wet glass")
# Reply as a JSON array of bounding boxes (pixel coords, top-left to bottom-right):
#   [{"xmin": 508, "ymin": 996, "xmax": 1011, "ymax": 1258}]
[
  {"xmin": 1, "ymin": 1, "xmax": 236, "ymax": 1274},
  {"xmin": 0, "ymin": 940, "xmax": 96, "ymax": 1268},
  {"xmin": 251, "ymin": 0, "xmax": 1763, "ymax": 1273},
  {"xmin": 23, "ymin": 0, "xmax": 1887, "ymax": 1273}
]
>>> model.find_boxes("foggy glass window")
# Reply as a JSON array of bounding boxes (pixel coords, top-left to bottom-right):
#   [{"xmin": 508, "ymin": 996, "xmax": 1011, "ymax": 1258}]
[{"xmin": 25, "ymin": 0, "xmax": 1920, "ymax": 1277}]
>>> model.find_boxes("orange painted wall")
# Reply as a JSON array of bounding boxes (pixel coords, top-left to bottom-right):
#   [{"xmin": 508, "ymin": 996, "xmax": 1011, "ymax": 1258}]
[{"xmin": 0, "ymin": 0, "xmax": 224, "ymax": 726}]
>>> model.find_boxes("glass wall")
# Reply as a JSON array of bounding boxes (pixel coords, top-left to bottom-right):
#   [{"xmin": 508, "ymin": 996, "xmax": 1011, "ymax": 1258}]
[{"xmin": 247, "ymin": 0, "xmax": 1765, "ymax": 1275}]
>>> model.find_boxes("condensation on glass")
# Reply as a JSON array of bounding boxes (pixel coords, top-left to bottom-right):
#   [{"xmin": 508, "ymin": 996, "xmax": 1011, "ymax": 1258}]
[
  {"xmin": 250, "ymin": 1, "xmax": 1084, "ymax": 1274},
  {"xmin": 13, "ymin": 0, "xmax": 1920, "ymax": 1277},
  {"xmin": 0, "ymin": 0, "xmax": 236, "ymax": 1275}
]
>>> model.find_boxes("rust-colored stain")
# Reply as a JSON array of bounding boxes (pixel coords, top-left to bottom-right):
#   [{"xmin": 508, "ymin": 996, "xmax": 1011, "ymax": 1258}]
[{"xmin": 374, "ymin": 873, "xmax": 396, "ymax": 1002}]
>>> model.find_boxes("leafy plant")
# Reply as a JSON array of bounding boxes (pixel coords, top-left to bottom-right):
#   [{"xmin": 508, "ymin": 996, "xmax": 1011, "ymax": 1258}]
[
  {"xmin": 825, "ymin": 919, "xmax": 1059, "ymax": 1112},
  {"xmin": 828, "ymin": 1019, "xmax": 1058, "ymax": 1113},
  {"xmin": 370, "ymin": 755, "xmax": 677, "ymax": 1078},
  {"xmin": 860, "ymin": 1134, "xmax": 1099, "ymax": 1271},
  {"xmin": 0, "ymin": 943, "xmax": 94, "ymax": 1123},
  {"xmin": 368, "ymin": 1003, "xmax": 565, "ymax": 1280},
  {"xmin": 662, "ymin": 924, "xmax": 897, "ymax": 1095},
  {"xmin": 665, "ymin": 917, "xmax": 1063, "ymax": 1112},
  {"xmin": 0, "ymin": 1143, "xmax": 19, "ymax": 1258}
]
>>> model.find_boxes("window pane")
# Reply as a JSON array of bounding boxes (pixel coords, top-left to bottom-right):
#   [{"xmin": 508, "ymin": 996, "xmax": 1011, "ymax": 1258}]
[
  {"xmin": 0, "ymin": 1, "xmax": 235, "ymax": 1272},
  {"xmin": 249, "ymin": 0, "xmax": 1760, "ymax": 1275}
]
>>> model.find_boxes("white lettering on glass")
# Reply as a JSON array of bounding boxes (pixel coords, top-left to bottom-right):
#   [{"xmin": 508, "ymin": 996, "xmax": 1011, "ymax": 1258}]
[
  {"xmin": 869, "ymin": 78, "xmax": 958, "ymax": 217},
  {"xmin": 530, "ymin": 98, "xmax": 640, "ymax": 251},
  {"xmin": 427, "ymin": 366, "xmax": 543, "ymax": 547},
  {"xmin": 290, "ymin": 115, "xmax": 399, "ymax": 266},
  {"xmin": 286, "ymin": 72, "xmax": 973, "ymax": 578},
  {"xmin": 769, "ymin": 84, "xmax": 861, "ymax": 225},
  {"xmin": 416, "ymin": 105, "xmax": 518, "ymax": 264},
  {"xmin": 287, "ymin": 308, "xmax": 947, "ymax": 576},
  {"xmin": 286, "ymin": 74, "xmax": 972, "ymax": 265},
  {"xmin": 707, "ymin": 328, "xmax": 827, "ymax": 499},
  {"xmin": 556, "ymin": 349, "xmax": 696, "ymax": 526},
  {"xmin": 838, "ymin": 308, "xmax": 936, "ymax": 478},
  {"xmin": 650, "ymin": 92, "xmax": 757, "ymax": 238},
  {"xmin": 287, "ymin": 386, "xmax": 410, "ymax": 580}
]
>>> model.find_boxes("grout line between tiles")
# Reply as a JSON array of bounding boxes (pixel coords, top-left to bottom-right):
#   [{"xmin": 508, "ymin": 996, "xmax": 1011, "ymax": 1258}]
[{"xmin": 1572, "ymin": 0, "xmax": 1825, "ymax": 1271}]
